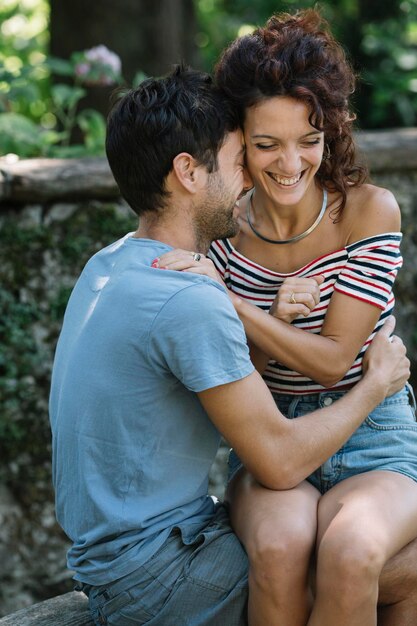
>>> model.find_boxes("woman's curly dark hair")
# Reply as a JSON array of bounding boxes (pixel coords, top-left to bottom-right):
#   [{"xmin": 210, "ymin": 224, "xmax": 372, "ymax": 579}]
[{"xmin": 215, "ymin": 9, "xmax": 368, "ymax": 217}]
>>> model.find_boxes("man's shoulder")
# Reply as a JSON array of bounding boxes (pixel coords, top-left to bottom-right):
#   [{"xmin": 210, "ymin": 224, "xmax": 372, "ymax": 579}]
[{"xmin": 155, "ymin": 277, "xmax": 232, "ymax": 319}]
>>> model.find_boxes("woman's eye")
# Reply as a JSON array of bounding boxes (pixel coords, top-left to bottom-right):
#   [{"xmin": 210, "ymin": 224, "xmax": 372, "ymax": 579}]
[
  {"xmin": 303, "ymin": 139, "xmax": 321, "ymax": 147},
  {"xmin": 255, "ymin": 144, "xmax": 275, "ymax": 150}
]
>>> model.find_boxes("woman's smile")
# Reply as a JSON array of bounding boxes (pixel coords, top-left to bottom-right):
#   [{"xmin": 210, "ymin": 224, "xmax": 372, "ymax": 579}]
[{"xmin": 266, "ymin": 170, "xmax": 304, "ymax": 187}]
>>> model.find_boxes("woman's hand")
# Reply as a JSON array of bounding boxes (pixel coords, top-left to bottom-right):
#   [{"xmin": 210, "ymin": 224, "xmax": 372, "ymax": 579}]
[
  {"xmin": 153, "ymin": 249, "xmax": 225, "ymax": 286},
  {"xmin": 270, "ymin": 275, "xmax": 324, "ymax": 323}
]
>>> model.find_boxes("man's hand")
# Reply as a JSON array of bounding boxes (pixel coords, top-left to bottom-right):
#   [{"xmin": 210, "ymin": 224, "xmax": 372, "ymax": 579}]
[
  {"xmin": 269, "ymin": 275, "xmax": 324, "ymax": 323},
  {"xmin": 363, "ymin": 316, "xmax": 410, "ymax": 397}
]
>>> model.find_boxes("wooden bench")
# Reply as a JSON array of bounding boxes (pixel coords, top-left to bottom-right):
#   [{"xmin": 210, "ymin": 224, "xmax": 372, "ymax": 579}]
[{"xmin": 0, "ymin": 592, "xmax": 93, "ymax": 626}]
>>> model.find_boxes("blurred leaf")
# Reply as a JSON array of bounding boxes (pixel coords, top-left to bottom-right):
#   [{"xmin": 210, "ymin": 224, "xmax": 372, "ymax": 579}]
[
  {"xmin": 132, "ymin": 71, "xmax": 148, "ymax": 87},
  {"xmin": 7, "ymin": 80, "xmax": 42, "ymax": 104},
  {"xmin": 0, "ymin": 112, "xmax": 55, "ymax": 157},
  {"xmin": 46, "ymin": 56, "xmax": 74, "ymax": 77},
  {"xmin": 76, "ymin": 109, "xmax": 106, "ymax": 154},
  {"xmin": 51, "ymin": 83, "xmax": 86, "ymax": 109},
  {"xmin": 0, "ymin": 68, "xmax": 16, "ymax": 83}
]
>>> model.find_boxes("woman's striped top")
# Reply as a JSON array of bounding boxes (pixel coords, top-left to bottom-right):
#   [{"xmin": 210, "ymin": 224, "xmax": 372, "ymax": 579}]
[{"xmin": 209, "ymin": 233, "xmax": 402, "ymax": 395}]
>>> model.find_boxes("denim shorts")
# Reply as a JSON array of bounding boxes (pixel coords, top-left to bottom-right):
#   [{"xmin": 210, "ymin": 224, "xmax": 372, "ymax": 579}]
[
  {"xmin": 79, "ymin": 504, "xmax": 248, "ymax": 625},
  {"xmin": 229, "ymin": 384, "xmax": 417, "ymax": 494}
]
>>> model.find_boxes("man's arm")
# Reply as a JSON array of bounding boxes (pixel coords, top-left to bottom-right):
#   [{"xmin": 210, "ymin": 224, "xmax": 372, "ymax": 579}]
[{"xmin": 198, "ymin": 317, "xmax": 409, "ymax": 490}]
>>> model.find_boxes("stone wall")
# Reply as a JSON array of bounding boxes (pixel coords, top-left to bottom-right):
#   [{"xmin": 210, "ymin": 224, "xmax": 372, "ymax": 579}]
[{"xmin": 0, "ymin": 128, "xmax": 416, "ymax": 617}]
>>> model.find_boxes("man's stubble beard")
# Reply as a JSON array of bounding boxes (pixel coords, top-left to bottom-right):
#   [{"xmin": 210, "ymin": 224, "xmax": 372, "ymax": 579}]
[{"xmin": 193, "ymin": 174, "xmax": 239, "ymax": 253}]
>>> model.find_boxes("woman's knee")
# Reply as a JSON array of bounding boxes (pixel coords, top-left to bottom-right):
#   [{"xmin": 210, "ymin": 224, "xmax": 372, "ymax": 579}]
[
  {"xmin": 317, "ymin": 531, "xmax": 386, "ymax": 596},
  {"xmin": 247, "ymin": 513, "xmax": 317, "ymax": 578},
  {"xmin": 228, "ymin": 478, "xmax": 319, "ymax": 584}
]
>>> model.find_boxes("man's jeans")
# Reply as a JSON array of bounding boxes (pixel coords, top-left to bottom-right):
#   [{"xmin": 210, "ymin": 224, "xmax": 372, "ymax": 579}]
[{"xmin": 80, "ymin": 505, "xmax": 248, "ymax": 625}]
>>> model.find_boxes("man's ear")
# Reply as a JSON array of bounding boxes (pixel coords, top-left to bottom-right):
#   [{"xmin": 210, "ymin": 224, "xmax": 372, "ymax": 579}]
[{"xmin": 172, "ymin": 153, "xmax": 206, "ymax": 193}]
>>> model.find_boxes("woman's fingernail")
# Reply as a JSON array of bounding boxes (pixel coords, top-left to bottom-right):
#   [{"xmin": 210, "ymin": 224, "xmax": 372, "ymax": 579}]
[{"xmin": 151, "ymin": 258, "xmax": 159, "ymax": 268}]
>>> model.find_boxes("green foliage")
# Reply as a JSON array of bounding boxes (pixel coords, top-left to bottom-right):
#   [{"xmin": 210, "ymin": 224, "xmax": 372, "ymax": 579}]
[
  {"xmin": 0, "ymin": 288, "xmax": 46, "ymax": 458},
  {"xmin": 0, "ymin": 218, "xmax": 53, "ymax": 472},
  {"xmin": 76, "ymin": 109, "xmax": 106, "ymax": 153},
  {"xmin": 0, "ymin": 0, "xmax": 50, "ymax": 117},
  {"xmin": 0, "ymin": 112, "xmax": 59, "ymax": 157},
  {"xmin": 1, "ymin": 0, "xmax": 416, "ymax": 155},
  {"xmin": 0, "ymin": 1, "xmax": 123, "ymax": 158},
  {"xmin": 359, "ymin": 15, "xmax": 417, "ymax": 127},
  {"xmin": 0, "ymin": 202, "xmax": 136, "ymax": 485}
]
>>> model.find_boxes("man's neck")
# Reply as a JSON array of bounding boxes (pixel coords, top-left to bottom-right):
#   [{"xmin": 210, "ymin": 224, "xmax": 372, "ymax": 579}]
[{"xmin": 133, "ymin": 211, "xmax": 209, "ymax": 254}]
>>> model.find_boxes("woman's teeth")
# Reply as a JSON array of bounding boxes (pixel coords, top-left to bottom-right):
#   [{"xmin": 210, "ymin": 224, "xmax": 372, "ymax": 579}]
[{"xmin": 269, "ymin": 172, "xmax": 302, "ymax": 186}]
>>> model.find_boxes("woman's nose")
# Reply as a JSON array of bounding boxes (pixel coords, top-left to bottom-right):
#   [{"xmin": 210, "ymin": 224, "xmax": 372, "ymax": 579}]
[{"xmin": 278, "ymin": 148, "xmax": 301, "ymax": 175}]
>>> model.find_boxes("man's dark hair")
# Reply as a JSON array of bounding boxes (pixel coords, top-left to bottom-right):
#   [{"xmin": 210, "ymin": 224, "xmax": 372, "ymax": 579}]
[{"xmin": 106, "ymin": 64, "xmax": 240, "ymax": 216}]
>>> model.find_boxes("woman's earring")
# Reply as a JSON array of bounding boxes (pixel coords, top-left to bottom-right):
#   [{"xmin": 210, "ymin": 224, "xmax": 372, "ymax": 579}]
[{"xmin": 322, "ymin": 144, "xmax": 331, "ymax": 162}]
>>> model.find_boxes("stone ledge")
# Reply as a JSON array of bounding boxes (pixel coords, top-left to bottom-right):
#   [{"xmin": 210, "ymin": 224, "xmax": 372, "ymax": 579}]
[
  {"xmin": 0, "ymin": 592, "xmax": 93, "ymax": 626},
  {"xmin": 0, "ymin": 128, "xmax": 416, "ymax": 204},
  {"xmin": 355, "ymin": 128, "xmax": 417, "ymax": 172},
  {"xmin": 0, "ymin": 157, "xmax": 119, "ymax": 204}
]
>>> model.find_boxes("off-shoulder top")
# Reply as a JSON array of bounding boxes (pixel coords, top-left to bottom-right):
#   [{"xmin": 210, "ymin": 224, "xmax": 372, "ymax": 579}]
[{"xmin": 209, "ymin": 234, "xmax": 402, "ymax": 394}]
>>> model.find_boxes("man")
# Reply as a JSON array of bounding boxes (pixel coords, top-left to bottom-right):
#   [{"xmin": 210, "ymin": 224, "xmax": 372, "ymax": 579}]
[{"xmin": 49, "ymin": 65, "xmax": 416, "ymax": 625}]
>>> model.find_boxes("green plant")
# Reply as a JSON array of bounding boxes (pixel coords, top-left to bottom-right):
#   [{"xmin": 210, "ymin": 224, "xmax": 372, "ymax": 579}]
[
  {"xmin": 44, "ymin": 45, "xmax": 123, "ymax": 156},
  {"xmin": 1, "ymin": 0, "xmax": 416, "ymax": 158},
  {"xmin": 359, "ymin": 16, "xmax": 417, "ymax": 127},
  {"xmin": 0, "ymin": 39, "xmax": 124, "ymax": 158},
  {"xmin": 0, "ymin": 2, "xmax": 128, "ymax": 158}
]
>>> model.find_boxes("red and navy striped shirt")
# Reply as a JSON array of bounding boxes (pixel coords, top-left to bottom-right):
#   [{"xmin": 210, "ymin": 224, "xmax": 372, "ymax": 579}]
[{"xmin": 209, "ymin": 233, "xmax": 402, "ymax": 394}]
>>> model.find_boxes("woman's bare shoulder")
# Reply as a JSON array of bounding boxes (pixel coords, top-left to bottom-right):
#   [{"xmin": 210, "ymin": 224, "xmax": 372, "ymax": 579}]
[{"xmin": 345, "ymin": 183, "xmax": 401, "ymax": 242}]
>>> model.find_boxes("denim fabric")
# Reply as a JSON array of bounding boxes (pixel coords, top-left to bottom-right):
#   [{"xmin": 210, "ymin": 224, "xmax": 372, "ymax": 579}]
[
  {"xmin": 229, "ymin": 384, "xmax": 417, "ymax": 493},
  {"xmin": 82, "ymin": 505, "xmax": 248, "ymax": 626}
]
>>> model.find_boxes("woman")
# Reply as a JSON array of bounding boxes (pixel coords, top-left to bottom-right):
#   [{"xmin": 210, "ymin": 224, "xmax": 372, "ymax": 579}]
[{"xmin": 156, "ymin": 9, "xmax": 417, "ymax": 626}]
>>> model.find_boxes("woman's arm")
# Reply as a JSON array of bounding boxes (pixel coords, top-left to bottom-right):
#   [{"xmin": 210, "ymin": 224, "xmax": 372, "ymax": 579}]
[
  {"xmin": 233, "ymin": 292, "xmax": 380, "ymax": 387},
  {"xmin": 232, "ymin": 275, "xmax": 324, "ymax": 375}
]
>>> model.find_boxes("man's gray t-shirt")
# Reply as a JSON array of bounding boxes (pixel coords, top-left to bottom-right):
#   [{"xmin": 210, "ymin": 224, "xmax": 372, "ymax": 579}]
[{"xmin": 49, "ymin": 235, "xmax": 254, "ymax": 585}]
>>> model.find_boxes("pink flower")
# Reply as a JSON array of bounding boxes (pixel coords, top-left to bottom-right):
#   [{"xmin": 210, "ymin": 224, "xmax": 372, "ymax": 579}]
[
  {"xmin": 75, "ymin": 63, "xmax": 90, "ymax": 77},
  {"xmin": 74, "ymin": 45, "xmax": 122, "ymax": 86},
  {"xmin": 84, "ymin": 45, "xmax": 121, "ymax": 75}
]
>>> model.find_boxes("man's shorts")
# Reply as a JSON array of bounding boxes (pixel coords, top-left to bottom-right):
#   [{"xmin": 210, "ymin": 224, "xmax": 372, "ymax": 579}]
[{"xmin": 81, "ymin": 505, "xmax": 248, "ymax": 625}]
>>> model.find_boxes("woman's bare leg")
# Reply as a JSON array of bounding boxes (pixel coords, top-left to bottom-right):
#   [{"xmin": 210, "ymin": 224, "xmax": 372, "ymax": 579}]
[
  {"xmin": 227, "ymin": 468, "xmax": 320, "ymax": 626},
  {"xmin": 307, "ymin": 471, "xmax": 417, "ymax": 626}
]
